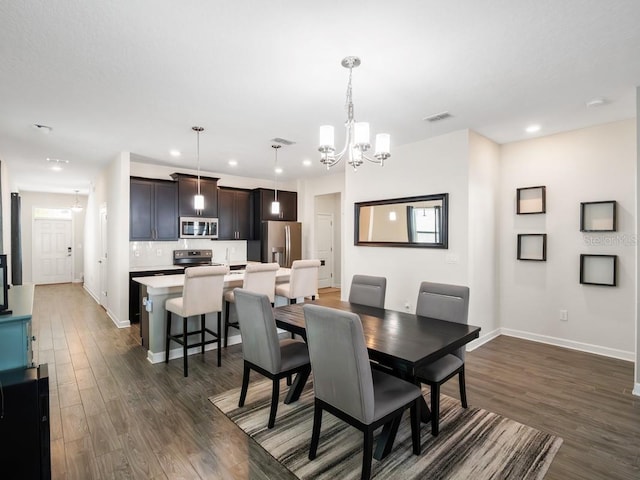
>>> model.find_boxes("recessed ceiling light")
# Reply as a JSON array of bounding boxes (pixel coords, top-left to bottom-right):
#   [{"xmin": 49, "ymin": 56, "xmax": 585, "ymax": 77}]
[
  {"xmin": 169, "ymin": 149, "xmax": 181, "ymax": 157},
  {"xmin": 275, "ymin": 167, "xmax": 283, "ymax": 174},
  {"xmin": 303, "ymin": 159, "xmax": 312, "ymax": 167},
  {"xmin": 586, "ymin": 97, "xmax": 607, "ymax": 108},
  {"xmin": 525, "ymin": 124, "xmax": 541, "ymax": 133},
  {"xmin": 228, "ymin": 159, "xmax": 238, "ymax": 166},
  {"xmin": 47, "ymin": 158, "xmax": 69, "ymax": 171}
]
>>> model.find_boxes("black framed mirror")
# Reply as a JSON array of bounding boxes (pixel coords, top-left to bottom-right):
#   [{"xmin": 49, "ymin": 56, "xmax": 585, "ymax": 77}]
[{"xmin": 354, "ymin": 193, "xmax": 448, "ymax": 248}]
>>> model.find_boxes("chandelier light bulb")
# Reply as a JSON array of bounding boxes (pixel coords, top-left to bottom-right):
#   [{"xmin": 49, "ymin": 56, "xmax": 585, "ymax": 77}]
[
  {"xmin": 375, "ymin": 133, "xmax": 390, "ymax": 156},
  {"xmin": 194, "ymin": 194, "xmax": 204, "ymax": 210},
  {"xmin": 319, "ymin": 125, "xmax": 335, "ymax": 149}
]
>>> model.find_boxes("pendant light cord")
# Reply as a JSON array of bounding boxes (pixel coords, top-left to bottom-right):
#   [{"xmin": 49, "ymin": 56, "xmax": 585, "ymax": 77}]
[
  {"xmin": 197, "ymin": 129, "xmax": 201, "ymax": 196},
  {"xmin": 272, "ymin": 144, "xmax": 281, "ymax": 202}
]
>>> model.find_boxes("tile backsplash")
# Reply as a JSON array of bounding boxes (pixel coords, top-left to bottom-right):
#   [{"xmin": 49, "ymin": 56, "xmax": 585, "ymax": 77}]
[{"xmin": 129, "ymin": 239, "xmax": 247, "ymax": 268}]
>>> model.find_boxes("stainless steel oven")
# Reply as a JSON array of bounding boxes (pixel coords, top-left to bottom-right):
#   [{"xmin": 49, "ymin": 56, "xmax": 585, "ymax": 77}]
[{"xmin": 179, "ymin": 217, "xmax": 218, "ymax": 239}]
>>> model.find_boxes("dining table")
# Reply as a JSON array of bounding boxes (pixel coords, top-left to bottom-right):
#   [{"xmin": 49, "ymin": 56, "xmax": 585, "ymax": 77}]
[{"xmin": 273, "ymin": 297, "xmax": 481, "ymax": 460}]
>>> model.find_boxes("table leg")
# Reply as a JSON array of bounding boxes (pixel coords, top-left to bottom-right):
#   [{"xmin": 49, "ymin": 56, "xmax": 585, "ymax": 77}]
[
  {"xmin": 283, "ymin": 366, "xmax": 311, "ymax": 404},
  {"xmin": 373, "ymin": 416, "xmax": 402, "ymax": 460}
]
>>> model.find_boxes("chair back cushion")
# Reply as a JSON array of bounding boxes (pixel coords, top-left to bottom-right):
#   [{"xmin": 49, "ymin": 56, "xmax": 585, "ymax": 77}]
[
  {"xmin": 288, "ymin": 259, "xmax": 320, "ymax": 299},
  {"xmin": 242, "ymin": 262, "xmax": 279, "ymax": 302},
  {"xmin": 303, "ymin": 304, "xmax": 375, "ymax": 424},
  {"xmin": 416, "ymin": 281, "xmax": 469, "ymax": 359},
  {"xmin": 348, "ymin": 274, "xmax": 387, "ymax": 308},
  {"xmin": 234, "ymin": 289, "xmax": 282, "ymax": 373},
  {"xmin": 181, "ymin": 265, "xmax": 228, "ymax": 317}
]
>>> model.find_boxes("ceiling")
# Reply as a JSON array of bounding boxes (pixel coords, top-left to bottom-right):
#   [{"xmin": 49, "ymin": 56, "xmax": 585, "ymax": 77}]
[{"xmin": 1, "ymin": 1, "xmax": 639, "ymax": 194}]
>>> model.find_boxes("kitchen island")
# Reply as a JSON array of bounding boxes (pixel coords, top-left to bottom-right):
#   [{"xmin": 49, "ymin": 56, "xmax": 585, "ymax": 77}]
[{"xmin": 134, "ymin": 268, "xmax": 290, "ymax": 363}]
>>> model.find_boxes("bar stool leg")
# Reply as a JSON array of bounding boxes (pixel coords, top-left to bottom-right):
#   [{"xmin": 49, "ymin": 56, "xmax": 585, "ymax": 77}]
[
  {"xmin": 183, "ymin": 317, "xmax": 188, "ymax": 377},
  {"xmin": 165, "ymin": 311, "xmax": 172, "ymax": 364},
  {"xmin": 201, "ymin": 313, "xmax": 206, "ymax": 356},
  {"xmin": 224, "ymin": 301, "xmax": 230, "ymax": 348},
  {"xmin": 217, "ymin": 311, "xmax": 222, "ymax": 367}
]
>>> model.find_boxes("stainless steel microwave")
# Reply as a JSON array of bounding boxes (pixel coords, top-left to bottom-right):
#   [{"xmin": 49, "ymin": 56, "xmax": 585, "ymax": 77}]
[{"xmin": 179, "ymin": 217, "xmax": 218, "ymax": 239}]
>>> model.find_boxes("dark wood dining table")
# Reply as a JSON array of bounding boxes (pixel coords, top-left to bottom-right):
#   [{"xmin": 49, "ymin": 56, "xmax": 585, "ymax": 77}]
[{"xmin": 273, "ymin": 297, "xmax": 481, "ymax": 459}]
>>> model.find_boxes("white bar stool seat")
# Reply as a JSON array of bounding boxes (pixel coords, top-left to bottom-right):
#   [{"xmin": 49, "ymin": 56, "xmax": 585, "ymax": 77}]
[{"xmin": 165, "ymin": 265, "xmax": 228, "ymax": 377}]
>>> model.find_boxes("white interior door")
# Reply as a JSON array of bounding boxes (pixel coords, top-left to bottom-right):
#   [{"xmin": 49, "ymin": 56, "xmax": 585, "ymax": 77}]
[
  {"xmin": 99, "ymin": 206, "xmax": 108, "ymax": 307},
  {"xmin": 316, "ymin": 213, "xmax": 334, "ymax": 288},
  {"xmin": 33, "ymin": 219, "xmax": 72, "ymax": 284}
]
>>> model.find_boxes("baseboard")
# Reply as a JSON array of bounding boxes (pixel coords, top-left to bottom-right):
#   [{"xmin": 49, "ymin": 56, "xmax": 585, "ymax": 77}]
[
  {"xmin": 500, "ymin": 328, "xmax": 634, "ymax": 362},
  {"xmin": 72, "ymin": 278, "xmax": 83, "ymax": 284},
  {"xmin": 106, "ymin": 308, "xmax": 130, "ymax": 329},
  {"xmin": 633, "ymin": 383, "xmax": 640, "ymax": 397},
  {"xmin": 147, "ymin": 333, "xmax": 241, "ymax": 364},
  {"xmin": 83, "ymin": 284, "xmax": 100, "ymax": 304},
  {"xmin": 466, "ymin": 328, "xmax": 501, "ymax": 351}
]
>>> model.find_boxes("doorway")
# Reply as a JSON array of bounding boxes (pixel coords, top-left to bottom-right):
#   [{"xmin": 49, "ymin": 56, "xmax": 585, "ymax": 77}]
[
  {"xmin": 314, "ymin": 193, "xmax": 341, "ymax": 288},
  {"xmin": 316, "ymin": 213, "xmax": 333, "ymax": 288},
  {"xmin": 99, "ymin": 205, "xmax": 108, "ymax": 308},
  {"xmin": 33, "ymin": 217, "xmax": 72, "ymax": 284}
]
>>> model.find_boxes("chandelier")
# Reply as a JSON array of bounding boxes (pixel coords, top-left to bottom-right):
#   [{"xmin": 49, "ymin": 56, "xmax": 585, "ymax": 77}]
[{"xmin": 318, "ymin": 56, "xmax": 390, "ymax": 170}]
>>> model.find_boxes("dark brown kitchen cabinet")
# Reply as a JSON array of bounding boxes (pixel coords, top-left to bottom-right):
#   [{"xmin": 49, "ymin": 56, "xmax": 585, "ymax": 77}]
[
  {"xmin": 253, "ymin": 188, "xmax": 297, "ymax": 221},
  {"xmin": 130, "ymin": 177, "xmax": 178, "ymax": 241},
  {"xmin": 171, "ymin": 173, "xmax": 219, "ymax": 217},
  {"xmin": 218, "ymin": 187, "xmax": 251, "ymax": 240}
]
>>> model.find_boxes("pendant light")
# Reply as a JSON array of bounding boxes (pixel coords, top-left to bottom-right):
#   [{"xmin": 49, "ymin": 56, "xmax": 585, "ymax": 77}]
[
  {"xmin": 71, "ymin": 190, "xmax": 83, "ymax": 212},
  {"xmin": 192, "ymin": 126, "xmax": 205, "ymax": 211},
  {"xmin": 271, "ymin": 144, "xmax": 281, "ymax": 215}
]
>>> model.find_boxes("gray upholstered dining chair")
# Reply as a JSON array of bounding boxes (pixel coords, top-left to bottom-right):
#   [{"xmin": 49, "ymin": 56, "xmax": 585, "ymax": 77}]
[
  {"xmin": 164, "ymin": 265, "xmax": 228, "ymax": 377},
  {"xmin": 414, "ymin": 281, "xmax": 470, "ymax": 436},
  {"xmin": 222, "ymin": 262, "xmax": 279, "ymax": 348},
  {"xmin": 303, "ymin": 304, "xmax": 421, "ymax": 480},
  {"xmin": 234, "ymin": 288, "xmax": 311, "ymax": 429},
  {"xmin": 348, "ymin": 275, "xmax": 387, "ymax": 308},
  {"xmin": 275, "ymin": 259, "xmax": 321, "ymax": 304}
]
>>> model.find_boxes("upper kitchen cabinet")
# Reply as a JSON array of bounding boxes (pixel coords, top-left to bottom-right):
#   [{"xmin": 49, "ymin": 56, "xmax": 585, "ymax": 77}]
[
  {"xmin": 130, "ymin": 177, "xmax": 179, "ymax": 241},
  {"xmin": 170, "ymin": 173, "xmax": 219, "ymax": 218},
  {"xmin": 217, "ymin": 187, "xmax": 251, "ymax": 240},
  {"xmin": 253, "ymin": 188, "xmax": 297, "ymax": 222}
]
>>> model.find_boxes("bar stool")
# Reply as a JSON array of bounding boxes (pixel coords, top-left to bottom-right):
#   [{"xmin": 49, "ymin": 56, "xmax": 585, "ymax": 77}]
[
  {"xmin": 274, "ymin": 259, "xmax": 321, "ymax": 304},
  {"xmin": 165, "ymin": 265, "xmax": 228, "ymax": 377},
  {"xmin": 223, "ymin": 262, "xmax": 279, "ymax": 348}
]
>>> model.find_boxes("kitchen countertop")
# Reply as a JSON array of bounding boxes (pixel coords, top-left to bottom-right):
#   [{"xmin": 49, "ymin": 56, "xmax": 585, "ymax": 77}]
[
  {"xmin": 134, "ymin": 268, "xmax": 290, "ymax": 294},
  {"xmin": 129, "ymin": 265, "xmax": 184, "ymax": 273},
  {"xmin": 130, "ymin": 260, "xmax": 253, "ymax": 273}
]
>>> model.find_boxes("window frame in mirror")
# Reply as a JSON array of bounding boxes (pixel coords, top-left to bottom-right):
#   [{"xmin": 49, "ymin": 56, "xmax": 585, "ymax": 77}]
[{"xmin": 354, "ymin": 193, "xmax": 448, "ymax": 248}]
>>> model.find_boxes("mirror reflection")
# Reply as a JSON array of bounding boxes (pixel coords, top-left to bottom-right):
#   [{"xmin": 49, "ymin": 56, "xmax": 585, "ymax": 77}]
[{"xmin": 355, "ymin": 193, "xmax": 448, "ymax": 248}]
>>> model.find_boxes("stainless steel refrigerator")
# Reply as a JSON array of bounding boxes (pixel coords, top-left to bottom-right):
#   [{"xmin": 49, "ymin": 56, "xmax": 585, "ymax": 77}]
[{"xmin": 261, "ymin": 221, "xmax": 302, "ymax": 268}]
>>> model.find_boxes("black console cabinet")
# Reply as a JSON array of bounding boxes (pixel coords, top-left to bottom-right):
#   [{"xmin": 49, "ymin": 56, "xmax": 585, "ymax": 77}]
[{"xmin": 0, "ymin": 365, "xmax": 51, "ymax": 479}]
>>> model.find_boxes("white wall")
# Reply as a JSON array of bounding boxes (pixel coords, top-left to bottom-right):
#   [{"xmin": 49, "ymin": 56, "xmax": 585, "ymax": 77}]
[
  {"xmin": 297, "ymin": 172, "xmax": 344, "ymax": 280},
  {"xmin": 130, "ymin": 162, "xmax": 297, "ymax": 191},
  {"xmin": 499, "ymin": 119, "xmax": 636, "ymax": 359},
  {"xmin": 19, "ymin": 191, "xmax": 87, "ymax": 284},
  {"xmin": 1, "ymin": 160, "xmax": 11, "ymax": 259},
  {"xmin": 106, "ymin": 153, "xmax": 131, "ymax": 327},
  {"xmin": 636, "ymin": 86, "xmax": 640, "ymax": 393},
  {"xmin": 83, "ymin": 172, "xmax": 107, "ymax": 301},
  {"xmin": 468, "ymin": 132, "xmax": 501, "ymax": 347},
  {"xmin": 343, "ymin": 130, "xmax": 472, "ymax": 313}
]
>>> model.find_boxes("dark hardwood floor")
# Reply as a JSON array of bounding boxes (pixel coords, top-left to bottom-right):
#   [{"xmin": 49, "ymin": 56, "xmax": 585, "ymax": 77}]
[{"xmin": 34, "ymin": 283, "xmax": 639, "ymax": 479}]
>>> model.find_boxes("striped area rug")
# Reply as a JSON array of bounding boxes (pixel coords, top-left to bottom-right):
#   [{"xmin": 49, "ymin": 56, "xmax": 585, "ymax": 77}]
[{"xmin": 209, "ymin": 380, "xmax": 563, "ymax": 480}]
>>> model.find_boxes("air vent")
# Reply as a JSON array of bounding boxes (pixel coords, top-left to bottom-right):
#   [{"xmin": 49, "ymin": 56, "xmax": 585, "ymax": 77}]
[
  {"xmin": 271, "ymin": 137, "xmax": 296, "ymax": 145},
  {"xmin": 423, "ymin": 112, "xmax": 452, "ymax": 123}
]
